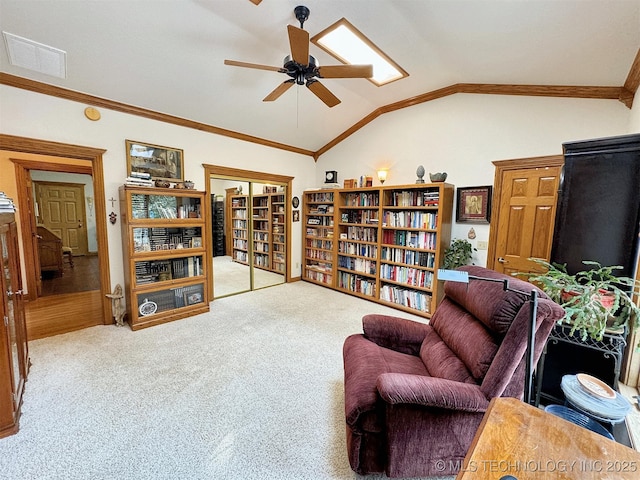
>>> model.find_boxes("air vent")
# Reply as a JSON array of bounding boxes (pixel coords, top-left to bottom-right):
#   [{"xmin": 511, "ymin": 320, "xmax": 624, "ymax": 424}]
[{"xmin": 3, "ymin": 31, "xmax": 66, "ymax": 78}]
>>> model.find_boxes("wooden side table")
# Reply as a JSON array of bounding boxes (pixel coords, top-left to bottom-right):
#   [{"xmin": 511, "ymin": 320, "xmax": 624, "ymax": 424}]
[{"xmin": 457, "ymin": 397, "xmax": 640, "ymax": 479}]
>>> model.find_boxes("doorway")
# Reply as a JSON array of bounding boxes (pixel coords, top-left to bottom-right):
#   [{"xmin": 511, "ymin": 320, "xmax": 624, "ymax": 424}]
[
  {"xmin": 1, "ymin": 134, "xmax": 111, "ymax": 340},
  {"xmin": 203, "ymin": 165, "xmax": 293, "ymax": 300}
]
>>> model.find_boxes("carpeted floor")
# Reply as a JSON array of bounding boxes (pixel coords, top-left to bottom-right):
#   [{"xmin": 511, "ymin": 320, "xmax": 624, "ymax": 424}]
[
  {"xmin": 0, "ymin": 282, "xmax": 451, "ymax": 480},
  {"xmin": 213, "ymin": 255, "xmax": 284, "ymax": 298}
]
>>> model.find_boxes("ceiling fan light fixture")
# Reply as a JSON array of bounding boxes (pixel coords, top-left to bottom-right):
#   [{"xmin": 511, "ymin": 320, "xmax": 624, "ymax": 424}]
[{"xmin": 311, "ymin": 18, "xmax": 408, "ymax": 86}]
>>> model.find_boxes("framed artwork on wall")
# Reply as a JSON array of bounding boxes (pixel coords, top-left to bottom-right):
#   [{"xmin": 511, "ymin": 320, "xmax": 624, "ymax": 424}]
[
  {"xmin": 456, "ymin": 186, "xmax": 492, "ymax": 223},
  {"xmin": 126, "ymin": 140, "xmax": 184, "ymax": 182}
]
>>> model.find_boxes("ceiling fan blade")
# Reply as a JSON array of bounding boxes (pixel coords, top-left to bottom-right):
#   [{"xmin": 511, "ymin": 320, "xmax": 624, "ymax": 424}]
[
  {"xmin": 287, "ymin": 25, "xmax": 309, "ymax": 65},
  {"xmin": 307, "ymin": 80, "xmax": 341, "ymax": 108},
  {"xmin": 317, "ymin": 64, "xmax": 373, "ymax": 79},
  {"xmin": 224, "ymin": 59, "xmax": 284, "ymax": 73},
  {"xmin": 263, "ymin": 80, "xmax": 295, "ymax": 102},
  {"xmin": 249, "ymin": 0, "xmax": 262, "ymax": 4}
]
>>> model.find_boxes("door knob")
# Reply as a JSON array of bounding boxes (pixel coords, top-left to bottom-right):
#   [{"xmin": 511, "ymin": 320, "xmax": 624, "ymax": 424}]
[{"xmin": 498, "ymin": 257, "xmax": 508, "ymax": 264}]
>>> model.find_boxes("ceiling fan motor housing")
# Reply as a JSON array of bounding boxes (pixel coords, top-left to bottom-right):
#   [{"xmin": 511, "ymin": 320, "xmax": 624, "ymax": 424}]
[{"xmin": 283, "ymin": 54, "xmax": 319, "ymax": 85}]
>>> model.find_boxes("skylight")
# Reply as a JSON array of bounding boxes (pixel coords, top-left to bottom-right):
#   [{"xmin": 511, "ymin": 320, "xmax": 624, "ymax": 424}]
[{"xmin": 311, "ymin": 18, "xmax": 407, "ymax": 86}]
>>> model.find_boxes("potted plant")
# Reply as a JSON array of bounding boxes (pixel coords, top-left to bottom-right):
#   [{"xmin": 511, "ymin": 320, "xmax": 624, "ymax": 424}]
[
  {"xmin": 442, "ymin": 239, "xmax": 476, "ymax": 270},
  {"xmin": 517, "ymin": 259, "xmax": 640, "ymax": 342}
]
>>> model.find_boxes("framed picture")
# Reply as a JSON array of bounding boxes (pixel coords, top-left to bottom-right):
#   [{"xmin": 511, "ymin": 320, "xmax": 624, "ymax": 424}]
[
  {"xmin": 126, "ymin": 140, "xmax": 184, "ymax": 182},
  {"xmin": 184, "ymin": 292, "xmax": 203, "ymax": 306},
  {"xmin": 191, "ymin": 237, "xmax": 202, "ymax": 248},
  {"xmin": 456, "ymin": 186, "xmax": 493, "ymax": 223},
  {"xmin": 292, "ymin": 210, "xmax": 300, "ymax": 222}
]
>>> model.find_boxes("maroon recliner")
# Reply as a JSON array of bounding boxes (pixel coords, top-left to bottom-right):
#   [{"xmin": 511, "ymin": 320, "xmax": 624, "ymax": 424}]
[{"xmin": 343, "ymin": 266, "xmax": 565, "ymax": 477}]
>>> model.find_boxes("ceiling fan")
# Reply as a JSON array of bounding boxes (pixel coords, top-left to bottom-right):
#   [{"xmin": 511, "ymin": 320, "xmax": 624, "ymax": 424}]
[{"xmin": 225, "ymin": 5, "xmax": 373, "ymax": 107}]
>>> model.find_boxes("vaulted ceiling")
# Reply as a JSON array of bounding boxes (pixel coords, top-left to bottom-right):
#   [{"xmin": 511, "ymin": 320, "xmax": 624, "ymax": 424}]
[{"xmin": 1, "ymin": 1, "xmax": 638, "ymax": 156}]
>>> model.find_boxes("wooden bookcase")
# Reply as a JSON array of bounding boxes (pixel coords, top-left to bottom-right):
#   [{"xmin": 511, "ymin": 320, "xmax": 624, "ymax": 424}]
[
  {"xmin": 231, "ymin": 194, "xmax": 249, "ymax": 264},
  {"xmin": 229, "ymin": 193, "xmax": 286, "ymax": 274},
  {"xmin": 252, "ymin": 194, "xmax": 270, "ymax": 270},
  {"xmin": 302, "ymin": 183, "xmax": 453, "ymax": 318},
  {"xmin": 303, "ymin": 191, "xmax": 336, "ymax": 286},
  {"xmin": 119, "ymin": 186, "xmax": 209, "ymax": 330},
  {"xmin": 0, "ymin": 213, "xmax": 29, "ymax": 438},
  {"xmin": 270, "ymin": 192, "xmax": 286, "ymax": 273}
]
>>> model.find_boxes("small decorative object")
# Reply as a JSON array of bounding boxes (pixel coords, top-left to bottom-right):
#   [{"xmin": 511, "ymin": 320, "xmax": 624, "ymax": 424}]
[
  {"xmin": 293, "ymin": 210, "xmax": 300, "ymax": 222},
  {"xmin": 467, "ymin": 227, "xmax": 476, "ymax": 239},
  {"xmin": 126, "ymin": 140, "xmax": 184, "ymax": 182},
  {"xmin": 292, "ymin": 196, "xmax": 299, "ymax": 208},
  {"xmin": 456, "ymin": 186, "xmax": 492, "ymax": 223},
  {"xmin": 138, "ymin": 298, "xmax": 158, "ymax": 316},
  {"xmin": 429, "ymin": 172, "xmax": 447, "ymax": 182},
  {"xmin": 185, "ymin": 292, "xmax": 203, "ymax": 306},
  {"xmin": 416, "ymin": 165, "xmax": 425, "ymax": 184},
  {"xmin": 106, "ymin": 284, "xmax": 126, "ymax": 326},
  {"xmin": 237, "ymin": 185, "xmax": 243, "ymax": 194},
  {"xmin": 377, "ymin": 170, "xmax": 387, "ymax": 184},
  {"xmin": 325, "ymin": 170, "xmax": 338, "ymax": 183},
  {"xmin": 84, "ymin": 106, "xmax": 101, "ymax": 121},
  {"xmin": 109, "ymin": 212, "xmax": 117, "ymax": 224},
  {"xmin": 344, "ymin": 179, "xmax": 357, "ymax": 189},
  {"xmin": 442, "ymin": 239, "xmax": 476, "ymax": 270},
  {"xmin": 183, "ymin": 180, "xmax": 195, "ymax": 189},
  {"xmin": 173, "ymin": 182, "xmax": 185, "ymax": 189},
  {"xmin": 365, "ymin": 176, "xmax": 373, "ymax": 187},
  {"xmin": 155, "ymin": 179, "xmax": 171, "ymax": 188}
]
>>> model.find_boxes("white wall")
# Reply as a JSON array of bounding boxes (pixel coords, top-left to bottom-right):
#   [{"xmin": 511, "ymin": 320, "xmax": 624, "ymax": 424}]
[
  {"xmin": 0, "ymin": 85, "xmax": 317, "ymax": 291},
  {"xmin": 316, "ymin": 94, "xmax": 631, "ymax": 266}
]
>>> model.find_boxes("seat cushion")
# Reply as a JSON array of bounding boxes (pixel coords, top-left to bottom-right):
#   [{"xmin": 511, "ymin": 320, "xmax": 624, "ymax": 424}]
[{"xmin": 344, "ymin": 334, "xmax": 428, "ymax": 432}]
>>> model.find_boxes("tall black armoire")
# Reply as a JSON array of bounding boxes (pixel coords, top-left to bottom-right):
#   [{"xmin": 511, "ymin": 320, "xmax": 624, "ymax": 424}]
[{"xmin": 540, "ymin": 133, "xmax": 640, "ymax": 402}]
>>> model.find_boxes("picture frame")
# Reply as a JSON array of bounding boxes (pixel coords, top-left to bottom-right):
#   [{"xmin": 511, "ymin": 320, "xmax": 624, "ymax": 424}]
[
  {"xmin": 126, "ymin": 139, "xmax": 184, "ymax": 182},
  {"xmin": 292, "ymin": 210, "xmax": 300, "ymax": 222},
  {"xmin": 191, "ymin": 237, "xmax": 202, "ymax": 248},
  {"xmin": 184, "ymin": 291, "xmax": 203, "ymax": 306},
  {"xmin": 456, "ymin": 186, "xmax": 493, "ymax": 223}
]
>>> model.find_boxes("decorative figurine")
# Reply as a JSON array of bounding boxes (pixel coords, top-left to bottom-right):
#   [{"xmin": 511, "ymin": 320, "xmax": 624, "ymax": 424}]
[
  {"xmin": 416, "ymin": 165, "xmax": 426, "ymax": 184},
  {"xmin": 106, "ymin": 284, "xmax": 126, "ymax": 326},
  {"xmin": 429, "ymin": 172, "xmax": 448, "ymax": 182}
]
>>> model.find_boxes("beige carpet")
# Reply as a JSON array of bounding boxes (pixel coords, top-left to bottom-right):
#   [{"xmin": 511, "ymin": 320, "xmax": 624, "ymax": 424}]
[
  {"xmin": 213, "ymin": 255, "xmax": 284, "ymax": 298},
  {"xmin": 0, "ymin": 282, "xmax": 452, "ymax": 480}
]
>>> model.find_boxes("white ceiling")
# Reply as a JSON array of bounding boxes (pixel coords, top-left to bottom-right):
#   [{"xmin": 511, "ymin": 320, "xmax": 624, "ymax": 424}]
[{"xmin": 1, "ymin": 0, "xmax": 638, "ymax": 152}]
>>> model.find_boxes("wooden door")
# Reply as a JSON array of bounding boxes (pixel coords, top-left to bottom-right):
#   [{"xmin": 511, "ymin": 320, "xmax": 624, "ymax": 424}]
[
  {"xmin": 35, "ymin": 182, "xmax": 88, "ymax": 256},
  {"xmin": 488, "ymin": 156, "xmax": 563, "ymax": 276}
]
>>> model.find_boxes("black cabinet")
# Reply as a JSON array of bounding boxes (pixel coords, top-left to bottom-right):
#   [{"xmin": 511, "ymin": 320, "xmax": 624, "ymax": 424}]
[
  {"xmin": 551, "ymin": 133, "xmax": 640, "ymax": 277},
  {"xmin": 212, "ymin": 199, "xmax": 225, "ymax": 257},
  {"xmin": 540, "ymin": 133, "xmax": 640, "ymax": 401}
]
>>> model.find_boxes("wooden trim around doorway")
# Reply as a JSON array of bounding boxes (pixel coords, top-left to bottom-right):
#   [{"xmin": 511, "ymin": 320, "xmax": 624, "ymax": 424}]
[
  {"xmin": 0, "ymin": 134, "xmax": 112, "ymax": 326},
  {"xmin": 203, "ymin": 164, "xmax": 294, "ymax": 301}
]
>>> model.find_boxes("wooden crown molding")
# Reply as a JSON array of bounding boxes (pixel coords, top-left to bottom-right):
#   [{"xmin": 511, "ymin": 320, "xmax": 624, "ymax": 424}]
[{"xmin": 2, "ymin": 68, "xmax": 635, "ymax": 162}]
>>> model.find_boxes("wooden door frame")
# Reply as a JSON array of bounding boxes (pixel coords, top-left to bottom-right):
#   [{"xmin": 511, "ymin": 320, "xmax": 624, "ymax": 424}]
[
  {"xmin": 0, "ymin": 134, "xmax": 112, "ymax": 325},
  {"xmin": 487, "ymin": 155, "xmax": 564, "ymax": 271},
  {"xmin": 203, "ymin": 164, "xmax": 293, "ymax": 302}
]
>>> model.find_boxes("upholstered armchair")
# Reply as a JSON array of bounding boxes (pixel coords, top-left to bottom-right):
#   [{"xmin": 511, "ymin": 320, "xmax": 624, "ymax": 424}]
[{"xmin": 343, "ymin": 266, "xmax": 565, "ymax": 477}]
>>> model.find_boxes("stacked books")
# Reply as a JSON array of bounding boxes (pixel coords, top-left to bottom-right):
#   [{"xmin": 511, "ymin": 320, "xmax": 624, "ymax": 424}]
[
  {"xmin": 125, "ymin": 171, "xmax": 153, "ymax": 187},
  {"xmin": 0, "ymin": 192, "xmax": 16, "ymax": 213}
]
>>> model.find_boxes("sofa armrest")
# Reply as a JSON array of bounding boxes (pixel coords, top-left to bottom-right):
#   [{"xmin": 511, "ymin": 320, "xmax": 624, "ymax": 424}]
[
  {"xmin": 376, "ymin": 373, "xmax": 490, "ymax": 413},
  {"xmin": 362, "ymin": 314, "xmax": 430, "ymax": 356}
]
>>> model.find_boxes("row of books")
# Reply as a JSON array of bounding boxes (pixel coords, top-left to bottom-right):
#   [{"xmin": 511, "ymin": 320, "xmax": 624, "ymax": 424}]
[
  {"xmin": 344, "ymin": 226, "xmax": 378, "ymax": 243},
  {"xmin": 382, "ymin": 211, "xmax": 438, "ymax": 229},
  {"xmin": 389, "ymin": 190, "xmax": 440, "ymax": 207},
  {"xmin": 306, "ymin": 238, "xmax": 333, "ymax": 250},
  {"xmin": 343, "ymin": 192, "xmax": 380, "ymax": 207},
  {"xmin": 306, "ymin": 248, "xmax": 333, "ymax": 261},
  {"xmin": 338, "ymin": 272, "xmax": 376, "ymax": 297},
  {"xmin": 305, "ymin": 268, "xmax": 332, "ymax": 284},
  {"xmin": 380, "ymin": 265, "xmax": 434, "ymax": 289},
  {"xmin": 340, "ymin": 210, "xmax": 380, "ymax": 224},
  {"xmin": 125, "ymin": 172, "xmax": 153, "ymax": 187},
  {"xmin": 381, "ymin": 247, "xmax": 435, "ymax": 267},
  {"xmin": 338, "ymin": 241, "xmax": 377, "ymax": 258},
  {"xmin": 380, "ymin": 285, "xmax": 431, "ymax": 313},
  {"xmin": 0, "ymin": 192, "xmax": 16, "ymax": 213},
  {"xmin": 338, "ymin": 256, "xmax": 377, "ymax": 275},
  {"xmin": 381, "ymin": 230, "xmax": 437, "ymax": 250}
]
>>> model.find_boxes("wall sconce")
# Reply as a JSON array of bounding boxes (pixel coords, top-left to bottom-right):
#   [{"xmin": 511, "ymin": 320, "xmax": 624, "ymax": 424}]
[{"xmin": 377, "ymin": 170, "xmax": 388, "ymax": 184}]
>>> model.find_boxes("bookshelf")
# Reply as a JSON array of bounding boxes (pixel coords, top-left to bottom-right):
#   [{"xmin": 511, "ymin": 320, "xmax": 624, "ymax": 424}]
[
  {"xmin": 270, "ymin": 192, "xmax": 286, "ymax": 273},
  {"xmin": 231, "ymin": 194, "xmax": 248, "ymax": 265},
  {"xmin": 301, "ymin": 183, "xmax": 453, "ymax": 318},
  {"xmin": 302, "ymin": 191, "xmax": 335, "ymax": 286},
  {"xmin": 336, "ymin": 189, "xmax": 380, "ymax": 299},
  {"xmin": 252, "ymin": 194, "xmax": 270, "ymax": 270},
  {"xmin": 119, "ymin": 186, "xmax": 209, "ymax": 330}
]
